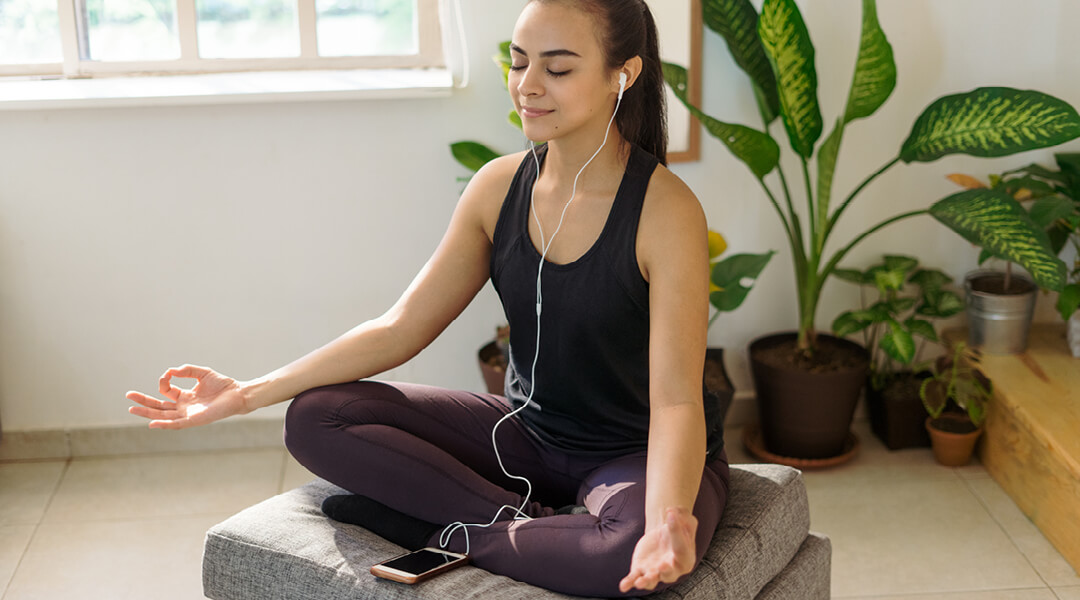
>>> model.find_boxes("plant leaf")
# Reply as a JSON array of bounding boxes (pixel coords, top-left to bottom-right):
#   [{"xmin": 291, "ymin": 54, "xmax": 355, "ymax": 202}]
[
  {"xmin": 886, "ymin": 297, "xmax": 917, "ymax": 314},
  {"xmin": 1029, "ymin": 195, "xmax": 1076, "ymax": 228},
  {"xmin": 947, "ymin": 173, "xmax": 988, "ymax": 190},
  {"xmin": 977, "ymin": 248, "xmax": 994, "ymax": 265},
  {"xmin": 1058, "ymin": 283, "xmax": 1080, "ymax": 321},
  {"xmin": 708, "ymin": 230, "xmax": 729, "ymax": 260},
  {"xmin": 664, "ymin": 62, "xmax": 780, "ymax": 178},
  {"xmin": 832, "ymin": 311, "xmax": 871, "ymax": 337},
  {"xmin": 883, "ymin": 255, "xmax": 919, "ymax": 274},
  {"xmin": 832, "ymin": 268, "xmax": 865, "ymax": 284},
  {"xmin": 901, "ymin": 87, "xmax": 1080, "ymax": 163},
  {"xmin": 873, "ymin": 267, "xmax": 906, "ymax": 293},
  {"xmin": 917, "ymin": 289, "xmax": 965, "ymax": 318},
  {"xmin": 758, "ymin": 0, "xmax": 823, "ymax": 158},
  {"xmin": 710, "ymin": 251, "xmax": 776, "ymax": 311},
  {"xmin": 450, "ymin": 141, "xmax": 501, "ymax": 173},
  {"xmin": 495, "ymin": 41, "xmax": 512, "ymax": 89},
  {"xmin": 816, "ymin": 118, "xmax": 843, "ymax": 242},
  {"xmin": 508, "ymin": 109, "xmax": 522, "ymax": 130},
  {"xmin": 702, "ymin": 0, "xmax": 780, "ymax": 123},
  {"xmin": 904, "ymin": 317, "xmax": 939, "ymax": 342},
  {"xmin": 930, "ymin": 187, "xmax": 1067, "ymax": 290},
  {"xmin": 909, "ymin": 268, "xmax": 953, "ymax": 292},
  {"xmin": 880, "ymin": 319, "xmax": 916, "ymax": 364},
  {"xmin": 920, "ymin": 378, "xmax": 948, "ymax": 418},
  {"xmin": 844, "ymin": 0, "xmax": 896, "ymax": 123}
]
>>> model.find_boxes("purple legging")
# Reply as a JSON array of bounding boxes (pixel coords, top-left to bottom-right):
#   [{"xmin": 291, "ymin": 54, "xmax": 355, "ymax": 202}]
[{"xmin": 283, "ymin": 380, "xmax": 729, "ymax": 598}]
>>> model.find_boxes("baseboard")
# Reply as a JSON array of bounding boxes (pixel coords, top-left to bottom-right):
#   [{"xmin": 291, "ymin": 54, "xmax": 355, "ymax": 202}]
[{"xmin": 0, "ymin": 417, "xmax": 286, "ymax": 462}]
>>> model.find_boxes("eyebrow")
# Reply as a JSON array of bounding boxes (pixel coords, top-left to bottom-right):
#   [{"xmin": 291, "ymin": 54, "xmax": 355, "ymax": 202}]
[{"xmin": 509, "ymin": 43, "xmax": 581, "ymax": 59}]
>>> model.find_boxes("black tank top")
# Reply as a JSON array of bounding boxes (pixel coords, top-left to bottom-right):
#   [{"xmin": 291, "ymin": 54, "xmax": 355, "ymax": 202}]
[{"xmin": 490, "ymin": 144, "xmax": 724, "ymax": 460}]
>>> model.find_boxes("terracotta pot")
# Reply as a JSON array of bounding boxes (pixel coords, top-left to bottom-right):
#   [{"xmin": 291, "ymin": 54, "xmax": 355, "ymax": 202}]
[
  {"xmin": 749, "ymin": 332, "xmax": 869, "ymax": 459},
  {"xmin": 925, "ymin": 414, "xmax": 983, "ymax": 466}
]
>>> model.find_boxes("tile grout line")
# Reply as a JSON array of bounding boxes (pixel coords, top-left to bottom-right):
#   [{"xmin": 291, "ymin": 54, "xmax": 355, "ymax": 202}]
[
  {"xmin": 960, "ymin": 474, "xmax": 1055, "ymax": 591},
  {"xmin": 1, "ymin": 457, "xmax": 72, "ymax": 600}
]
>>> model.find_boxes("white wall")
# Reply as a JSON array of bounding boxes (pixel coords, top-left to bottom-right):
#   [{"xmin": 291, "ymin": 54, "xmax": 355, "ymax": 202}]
[{"xmin": 1, "ymin": 0, "xmax": 1077, "ymax": 431}]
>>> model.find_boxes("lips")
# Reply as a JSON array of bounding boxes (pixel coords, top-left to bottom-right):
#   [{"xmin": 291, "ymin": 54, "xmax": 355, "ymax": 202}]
[{"xmin": 520, "ymin": 106, "xmax": 554, "ymax": 118}]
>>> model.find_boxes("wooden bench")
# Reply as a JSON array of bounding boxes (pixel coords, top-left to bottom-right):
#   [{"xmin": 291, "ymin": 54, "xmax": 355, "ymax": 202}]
[{"xmin": 966, "ymin": 324, "xmax": 1080, "ymax": 575}]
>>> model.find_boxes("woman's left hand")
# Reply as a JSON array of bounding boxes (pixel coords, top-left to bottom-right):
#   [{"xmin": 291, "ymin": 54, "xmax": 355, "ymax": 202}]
[{"xmin": 619, "ymin": 506, "xmax": 698, "ymax": 593}]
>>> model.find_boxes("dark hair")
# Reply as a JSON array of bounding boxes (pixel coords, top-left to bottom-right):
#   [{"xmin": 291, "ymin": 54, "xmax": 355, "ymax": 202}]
[{"xmin": 531, "ymin": 0, "xmax": 668, "ymax": 165}]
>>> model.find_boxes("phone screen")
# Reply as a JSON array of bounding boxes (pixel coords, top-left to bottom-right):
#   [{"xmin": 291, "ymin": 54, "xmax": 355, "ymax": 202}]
[{"xmin": 381, "ymin": 549, "xmax": 461, "ymax": 576}]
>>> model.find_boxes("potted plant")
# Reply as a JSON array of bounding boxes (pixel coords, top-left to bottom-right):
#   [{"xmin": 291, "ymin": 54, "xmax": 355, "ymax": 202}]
[
  {"xmin": 920, "ymin": 342, "xmax": 993, "ymax": 466},
  {"xmin": 706, "ymin": 230, "xmax": 774, "ymax": 424},
  {"xmin": 948, "ymin": 152, "xmax": 1080, "ymax": 356},
  {"xmin": 831, "ymin": 255, "xmax": 964, "ymax": 450},
  {"xmin": 662, "ymin": 0, "xmax": 1077, "ymax": 459}
]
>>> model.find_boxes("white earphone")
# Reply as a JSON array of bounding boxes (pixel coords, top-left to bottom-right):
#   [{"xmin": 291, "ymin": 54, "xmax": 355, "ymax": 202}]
[{"xmin": 618, "ymin": 71, "xmax": 627, "ymax": 100}]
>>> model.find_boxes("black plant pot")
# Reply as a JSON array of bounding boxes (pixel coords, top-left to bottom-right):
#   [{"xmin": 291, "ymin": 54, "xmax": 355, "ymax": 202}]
[
  {"xmin": 705, "ymin": 347, "xmax": 735, "ymax": 428},
  {"xmin": 749, "ymin": 332, "xmax": 869, "ymax": 459},
  {"xmin": 866, "ymin": 371, "xmax": 932, "ymax": 450}
]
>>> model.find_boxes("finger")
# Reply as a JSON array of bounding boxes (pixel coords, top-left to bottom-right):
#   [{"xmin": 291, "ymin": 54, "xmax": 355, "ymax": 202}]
[
  {"xmin": 619, "ymin": 566, "xmax": 644, "ymax": 593},
  {"xmin": 126, "ymin": 391, "xmax": 175, "ymax": 410},
  {"xmin": 159, "ymin": 364, "xmax": 211, "ymax": 399},
  {"xmin": 128, "ymin": 405, "xmax": 183, "ymax": 422}
]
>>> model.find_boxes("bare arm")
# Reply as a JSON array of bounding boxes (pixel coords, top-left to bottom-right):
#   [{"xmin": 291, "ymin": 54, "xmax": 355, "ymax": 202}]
[
  {"xmin": 621, "ymin": 169, "xmax": 710, "ymax": 592},
  {"xmin": 128, "ymin": 154, "xmax": 522, "ymax": 428}
]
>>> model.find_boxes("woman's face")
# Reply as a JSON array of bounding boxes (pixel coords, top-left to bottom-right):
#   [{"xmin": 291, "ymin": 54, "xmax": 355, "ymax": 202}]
[{"xmin": 509, "ymin": 2, "xmax": 618, "ymax": 144}]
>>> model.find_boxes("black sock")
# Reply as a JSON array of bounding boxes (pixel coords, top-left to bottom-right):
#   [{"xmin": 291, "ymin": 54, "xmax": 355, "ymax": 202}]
[{"xmin": 321, "ymin": 495, "xmax": 441, "ymax": 551}]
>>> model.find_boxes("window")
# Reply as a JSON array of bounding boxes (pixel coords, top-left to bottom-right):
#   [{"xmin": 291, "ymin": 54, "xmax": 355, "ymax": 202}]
[{"xmin": 0, "ymin": 0, "xmax": 442, "ymax": 78}]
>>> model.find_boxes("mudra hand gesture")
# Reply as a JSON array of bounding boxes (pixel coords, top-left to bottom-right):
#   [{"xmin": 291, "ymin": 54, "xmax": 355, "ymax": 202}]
[
  {"xmin": 620, "ymin": 506, "xmax": 698, "ymax": 592},
  {"xmin": 127, "ymin": 365, "xmax": 249, "ymax": 429}
]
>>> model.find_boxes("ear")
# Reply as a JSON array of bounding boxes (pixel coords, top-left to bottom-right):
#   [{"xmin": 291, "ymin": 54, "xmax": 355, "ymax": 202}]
[{"xmin": 614, "ymin": 55, "xmax": 644, "ymax": 94}]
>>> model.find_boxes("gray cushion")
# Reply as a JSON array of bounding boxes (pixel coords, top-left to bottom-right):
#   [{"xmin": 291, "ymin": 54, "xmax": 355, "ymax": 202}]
[{"xmin": 203, "ymin": 464, "xmax": 827, "ymax": 599}]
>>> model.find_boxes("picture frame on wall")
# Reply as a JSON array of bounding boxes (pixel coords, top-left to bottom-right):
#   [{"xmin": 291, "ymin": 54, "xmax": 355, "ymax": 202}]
[{"xmin": 648, "ymin": 0, "xmax": 702, "ymax": 163}]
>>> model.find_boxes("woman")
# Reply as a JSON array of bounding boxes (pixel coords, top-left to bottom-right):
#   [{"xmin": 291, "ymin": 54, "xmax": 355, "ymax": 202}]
[{"xmin": 127, "ymin": 0, "xmax": 729, "ymax": 596}]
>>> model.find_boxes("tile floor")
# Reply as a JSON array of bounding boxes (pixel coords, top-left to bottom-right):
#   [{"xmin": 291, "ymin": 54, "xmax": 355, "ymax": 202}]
[{"xmin": 1, "ymin": 420, "xmax": 1078, "ymax": 599}]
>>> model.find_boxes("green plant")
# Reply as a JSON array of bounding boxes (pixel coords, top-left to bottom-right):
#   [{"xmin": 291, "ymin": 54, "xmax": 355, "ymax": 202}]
[
  {"xmin": 708, "ymin": 230, "xmax": 774, "ymax": 327},
  {"xmin": 831, "ymin": 255, "xmax": 963, "ymax": 388},
  {"xmin": 663, "ymin": 0, "xmax": 1080, "ymax": 354},
  {"xmin": 919, "ymin": 342, "xmax": 992, "ymax": 428},
  {"xmin": 450, "ymin": 42, "xmax": 517, "ymax": 177},
  {"xmin": 947, "ymin": 152, "xmax": 1080, "ymax": 322}
]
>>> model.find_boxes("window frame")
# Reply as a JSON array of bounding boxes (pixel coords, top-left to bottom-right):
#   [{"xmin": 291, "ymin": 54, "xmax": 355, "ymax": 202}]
[{"xmin": 0, "ymin": 0, "xmax": 442, "ymax": 78}]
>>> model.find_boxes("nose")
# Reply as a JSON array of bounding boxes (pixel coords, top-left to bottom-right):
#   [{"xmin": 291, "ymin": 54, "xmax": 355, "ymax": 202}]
[{"xmin": 515, "ymin": 65, "xmax": 543, "ymax": 99}]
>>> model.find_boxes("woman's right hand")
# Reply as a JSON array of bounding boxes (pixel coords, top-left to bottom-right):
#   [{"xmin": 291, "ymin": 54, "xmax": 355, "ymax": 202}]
[{"xmin": 127, "ymin": 365, "xmax": 252, "ymax": 429}]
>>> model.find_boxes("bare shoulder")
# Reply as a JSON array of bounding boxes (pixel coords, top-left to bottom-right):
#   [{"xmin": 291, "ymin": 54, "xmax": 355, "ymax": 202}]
[
  {"xmin": 640, "ymin": 164, "xmax": 707, "ymax": 236},
  {"xmin": 637, "ymin": 164, "xmax": 708, "ymax": 281},
  {"xmin": 460, "ymin": 150, "xmax": 530, "ymax": 240}
]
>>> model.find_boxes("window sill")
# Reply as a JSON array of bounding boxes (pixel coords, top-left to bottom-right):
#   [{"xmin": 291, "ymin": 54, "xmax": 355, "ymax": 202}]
[{"xmin": 0, "ymin": 68, "xmax": 454, "ymax": 111}]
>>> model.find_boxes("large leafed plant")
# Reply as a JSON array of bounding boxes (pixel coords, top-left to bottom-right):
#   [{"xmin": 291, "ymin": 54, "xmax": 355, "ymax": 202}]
[{"xmin": 664, "ymin": 0, "xmax": 1080, "ymax": 353}]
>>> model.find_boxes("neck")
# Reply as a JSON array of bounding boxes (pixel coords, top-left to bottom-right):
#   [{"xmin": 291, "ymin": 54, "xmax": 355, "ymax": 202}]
[{"xmin": 538, "ymin": 126, "xmax": 630, "ymax": 189}]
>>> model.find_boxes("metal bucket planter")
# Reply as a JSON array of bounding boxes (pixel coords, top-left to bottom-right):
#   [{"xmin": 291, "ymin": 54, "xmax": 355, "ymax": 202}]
[{"xmin": 965, "ymin": 270, "xmax": 1037, "ymax": 355}]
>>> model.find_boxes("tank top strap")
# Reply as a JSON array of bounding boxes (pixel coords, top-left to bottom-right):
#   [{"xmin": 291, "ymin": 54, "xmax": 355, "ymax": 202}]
[{"xmin": 599, "ymin": 145, "xmax": 658, "ymax": 312}]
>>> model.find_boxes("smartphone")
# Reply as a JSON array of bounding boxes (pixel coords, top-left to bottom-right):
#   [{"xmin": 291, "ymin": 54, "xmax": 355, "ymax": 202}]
[{"xmin": 370, "ymin": 547, "xmax": 469, "ymax": 584}]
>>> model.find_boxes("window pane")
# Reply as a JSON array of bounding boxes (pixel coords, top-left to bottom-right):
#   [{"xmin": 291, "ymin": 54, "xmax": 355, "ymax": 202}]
[
  {"xmin": 316, "ymin": 0, "xmax": 415, "ymax": 57},
  {"xmin": 85, "ymin": 0, "xmax": 181, "ymax": 61},
  {"xmin": 197, "ymin": 0, "xmax": 299, "ymax": 58},
  {"xmin": 0, "ymin": 0, "xmax": 63, "ymax": 64}
]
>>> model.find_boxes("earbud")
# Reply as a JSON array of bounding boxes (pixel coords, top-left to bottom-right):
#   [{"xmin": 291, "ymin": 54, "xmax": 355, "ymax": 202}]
[{"xmin": 618, "ymin": 72, "xmax": 627, "ymax": 100}]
